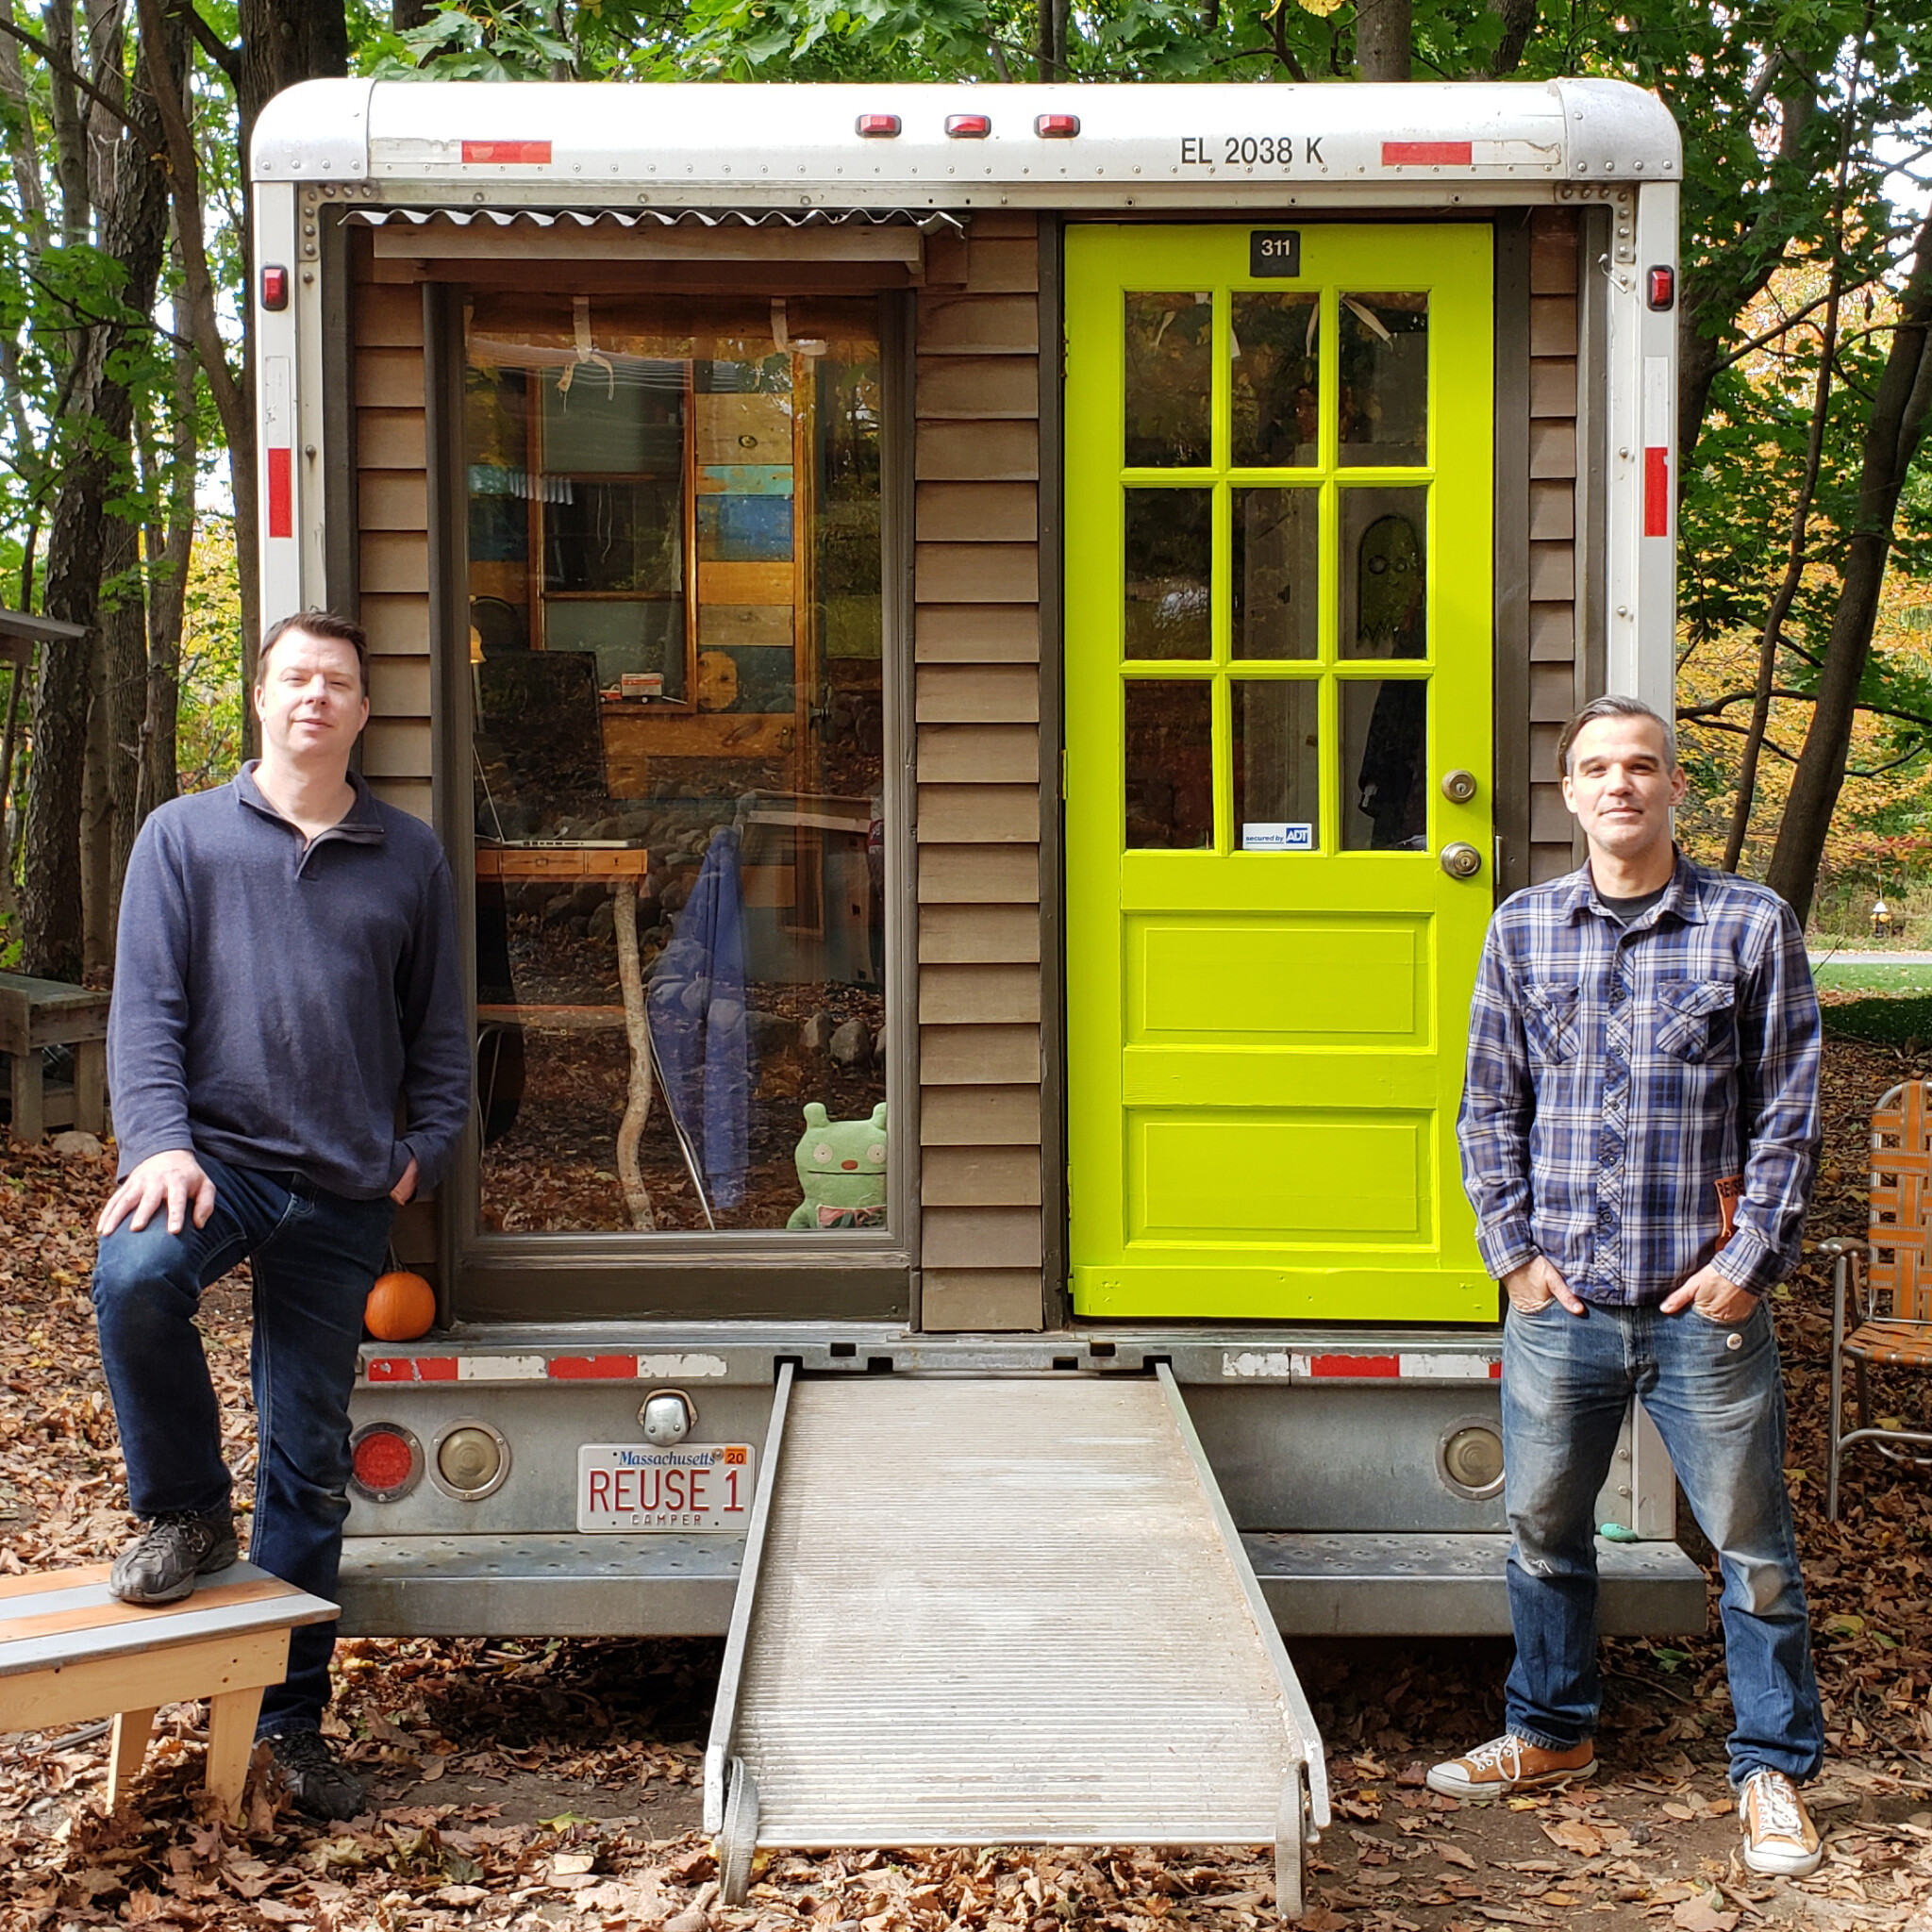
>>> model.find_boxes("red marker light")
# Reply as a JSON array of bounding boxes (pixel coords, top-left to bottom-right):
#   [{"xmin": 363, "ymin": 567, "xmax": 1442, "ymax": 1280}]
[
  {"xmin": 946, "ymin": 113, "xmax": 991, "ymax": 139},
  {"xmin": 856, "ymin": 113, "xmax": 901, "ymax": 139},
  {"xmin": 260, "ymin": 265, "xmax": 288, "ymax": 311},
  {"xmin": 1647, "ymin": 266, "xmax": 1675, "ymax": 311},
  {"xmin": 350, "ymin": 1424, "xmax": 422, "ymax": 1501},
  {"xmin": 1035, "ymin": 113, "xmax": 1080, "ymax": 139}
]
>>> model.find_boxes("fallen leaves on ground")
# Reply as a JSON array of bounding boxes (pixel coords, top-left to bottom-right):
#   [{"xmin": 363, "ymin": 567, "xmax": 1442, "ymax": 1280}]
[{"xmin": 5, "ymin": 1024, "xmax": 1932, "ymax": 1927}]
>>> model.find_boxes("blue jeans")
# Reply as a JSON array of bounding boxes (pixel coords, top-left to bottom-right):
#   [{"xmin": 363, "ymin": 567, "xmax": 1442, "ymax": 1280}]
[
  {"xmin": 92, "ymin": 1157, "xmax": 394, "ymax": 1736},
  {"xmin": 1502, "ymin": 1295, "xmax": 1822, "ymax": 1786}
]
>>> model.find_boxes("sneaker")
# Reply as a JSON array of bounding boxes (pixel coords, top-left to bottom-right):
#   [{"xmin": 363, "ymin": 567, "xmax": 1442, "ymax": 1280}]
[
  {"xmin": 266, "ymin": 1728, "xmax": 369, "ymax": 1822},
  {"xmin": 108, "ymin": 1508, "xmax": 239, "ymax": 1606},
  {"xmin": 1738, "ymin": 1768, "xmax": 1822, "ymax": 1876},
  {"xmin": 1425, "ymin": 1733, "xmax": 1596, "ymax": 1799}
]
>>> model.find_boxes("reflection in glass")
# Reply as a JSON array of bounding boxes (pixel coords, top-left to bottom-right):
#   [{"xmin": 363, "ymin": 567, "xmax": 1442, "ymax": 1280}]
[
  {"xmin": 1232, "ymin": 490, "xmax": 1318, "ymax": 660},
  {"xmin": 1344, "ymin": 678, "xmax": 1429, "ymax": 850},
  {"xmin": 465, "ymin": 295, "xmax": 888, "ymax": 1235},
  {"xmin": 1231, "ymin": 293, "xmax": 1320, "ymax": 467},
  {"xmin": 1339, "ymin": 292, "xmax": 1428, "ymax": 466},
  {"xmin": 541, "ymin": 359, "xmax": 686, "ymax": 475},
  {"xmin": 1125, "ymin": 681, "xmax": 1213, "ymax": 849},
  {"xmin": 1124, "ymin": 490, "xmax": 1212, "ymax": 659},
  {"xmin": 1125, "ymin": 292, "xmax": 1213, "ymax": 467},
  {"xmin": 1233, "ymin": 680, "xmax": 1321, "ymax": 852},
  {"xmin": 544, "ymin": 481, "xmax": 683, "ymax": 594},
  {"xmin": 1340, "ymin": 489, "xmax": 1427, "ymax": 660}
]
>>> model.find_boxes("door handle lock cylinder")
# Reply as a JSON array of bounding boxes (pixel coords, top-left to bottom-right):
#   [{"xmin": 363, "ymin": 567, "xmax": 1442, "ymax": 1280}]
[
  {"xmin": 1440, "ymin": 841, "xmax": 1483, "ymax": 879},
  {"xmin": 1440, "ymin": 769, "xmax": 1478, "ymax": 804}
]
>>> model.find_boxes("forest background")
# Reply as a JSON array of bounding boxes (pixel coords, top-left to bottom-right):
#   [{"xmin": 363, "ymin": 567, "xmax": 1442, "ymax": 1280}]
[{"xmin": 0, "ymin": 0, "xmax": 1930, "ymax": 986}]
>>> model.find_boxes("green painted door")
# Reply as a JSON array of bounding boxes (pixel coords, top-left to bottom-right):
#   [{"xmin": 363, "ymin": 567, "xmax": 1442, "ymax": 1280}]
[{"xmin": 1066, "ymin": 224, "xmax": 1496, "ymax": 1323}]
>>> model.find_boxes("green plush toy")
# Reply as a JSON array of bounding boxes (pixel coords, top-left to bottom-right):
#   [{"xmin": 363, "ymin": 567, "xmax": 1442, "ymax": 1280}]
[{"xmin": 788, "ymin": 1102, "xmax": 888, "ymax": 1230}]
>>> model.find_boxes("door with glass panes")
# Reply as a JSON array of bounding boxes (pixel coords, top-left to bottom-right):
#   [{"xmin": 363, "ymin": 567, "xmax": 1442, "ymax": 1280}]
[{"xmin": 1065, "ymin": 225, "xmax": 1496, "ymax": 1322}]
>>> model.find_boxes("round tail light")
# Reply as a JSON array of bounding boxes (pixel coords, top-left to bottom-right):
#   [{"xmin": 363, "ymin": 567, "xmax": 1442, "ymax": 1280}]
[{"xmin": 349, "ymin": 1423, "xmax": 423, "ymax": 1502}]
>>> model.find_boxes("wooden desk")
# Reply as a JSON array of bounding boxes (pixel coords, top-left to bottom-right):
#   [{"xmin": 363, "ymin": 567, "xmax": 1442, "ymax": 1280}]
[
  {"xmin": 0, "ymin": 1561, "xmax": 338, "ymax": 1818},
  {"xmin": 475, "ymin": 843, "xmax": 658, "ymax": 1227},
  {"xmin": 0, "ymin": 969, "xmax": 110, "ymax": 1144}
]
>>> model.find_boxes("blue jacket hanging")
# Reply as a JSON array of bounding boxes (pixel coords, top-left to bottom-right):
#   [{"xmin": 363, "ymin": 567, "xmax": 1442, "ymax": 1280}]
[{"xmin": 646, "ymin": 824, "xmax": 751, "ymax": 1210}]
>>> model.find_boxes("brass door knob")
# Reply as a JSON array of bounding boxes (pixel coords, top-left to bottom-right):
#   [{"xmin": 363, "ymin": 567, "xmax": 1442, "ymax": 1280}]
[
  {"xmin": 1440, "ymin": 841, "xmax": 1483, "ymax": 879},
  {"xmin": 1441, "ymin": 769, "xmax": 1478, "ymax": 804}
]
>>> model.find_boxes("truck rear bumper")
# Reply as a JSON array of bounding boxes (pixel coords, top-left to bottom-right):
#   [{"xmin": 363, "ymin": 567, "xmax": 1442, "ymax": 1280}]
[{"xmin": 336, "ymin": 1531, "xmax": 1706, "ymax": 1640}]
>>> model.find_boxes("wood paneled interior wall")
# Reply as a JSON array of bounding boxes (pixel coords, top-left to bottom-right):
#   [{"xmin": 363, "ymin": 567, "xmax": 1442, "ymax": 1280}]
[
  {"xmin": 352, "ymin": 238, "xmax": 435, "ymax": 823},
  {"xmin": 1525, "ymin": 208, "xmax": 1583, "ymax": 884},
  {"xmin": 914, "ymin": 217, "xmax": 1046, "ymax": 1332}
]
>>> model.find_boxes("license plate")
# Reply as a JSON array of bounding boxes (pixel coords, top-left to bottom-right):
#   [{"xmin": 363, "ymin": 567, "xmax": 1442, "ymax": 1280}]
[{"xmin": 576, "ymin": 1442, "xmax": 755, "ymax": 1533}]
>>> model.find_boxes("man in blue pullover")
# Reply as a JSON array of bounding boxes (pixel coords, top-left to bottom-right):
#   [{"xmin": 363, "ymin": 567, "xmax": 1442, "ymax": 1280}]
[{"xmin": 92, "ymin": 611, "xmax": 470, "ymax": 1820}]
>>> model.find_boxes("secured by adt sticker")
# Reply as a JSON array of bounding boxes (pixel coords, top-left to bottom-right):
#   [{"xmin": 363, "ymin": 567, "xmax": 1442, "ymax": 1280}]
[{"xmin": 1242, "ymin": 823, "xmax": 1314, "ymax": 851}]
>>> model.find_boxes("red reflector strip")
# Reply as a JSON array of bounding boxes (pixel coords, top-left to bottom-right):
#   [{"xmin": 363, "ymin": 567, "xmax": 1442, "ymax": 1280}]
[
  {"xmin": 946, "ymin": 113, "xmax": 991, "ymax": 139},
  {"xmin": 266, "ymin": 448, "xmax": 292, "ymax": 538},
  {"xmin": 856, "ymin": 113, "xmax": 901, "ymax": 139},
  {"xmin": 461, "ymin": 140, "xmax": 552, "ymax": 165},
  {"xmin": 1382, "ymin": 141, "xmax": 1473, "ymax": 166},
  {"xmin": 1490, "ymin": 1360, "xmax": 1504, "ymax": 1379},
  {"xmin": 1035, "ymin": 113, "xmax": 1080, "ymax": 139},
  {"xmin": 1644, "ymin": 447, "xmax": 1669, "ymax": 536},
  {"xmin": 549, "ymin": 1354, "xmax": 641, "ymax": 1380},
  {"xmin": 367, "ymin": 1356, "xmax": 457, "ymax": 1382},
  {"xmin": 1309, "ymin": 1354, "xmax": 1401, "ymax": 1378}
]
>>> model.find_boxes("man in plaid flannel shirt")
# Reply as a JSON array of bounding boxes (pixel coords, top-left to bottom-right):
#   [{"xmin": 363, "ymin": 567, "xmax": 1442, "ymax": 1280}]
[{"xmin": 1427, "ymin": 696, "xmax": 1825, "ymax": 1879}]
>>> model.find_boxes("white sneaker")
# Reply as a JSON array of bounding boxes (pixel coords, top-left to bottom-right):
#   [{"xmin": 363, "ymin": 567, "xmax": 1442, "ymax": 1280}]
[{"xmin": 1737, "ymin": 1768, "xmax": 1822, "ymax": 1876}]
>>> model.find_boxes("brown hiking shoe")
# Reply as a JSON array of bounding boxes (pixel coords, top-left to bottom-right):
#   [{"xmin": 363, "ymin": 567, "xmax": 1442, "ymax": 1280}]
[{"xmin": 1425, "ymin": 1733, "xmax": 1596, "ymax": 1799}]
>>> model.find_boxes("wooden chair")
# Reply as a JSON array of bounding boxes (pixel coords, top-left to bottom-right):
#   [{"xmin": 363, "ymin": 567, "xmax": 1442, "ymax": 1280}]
[
  {"xmin": 1826, "ymin": 1080, "xmax": 1932, "ymax": 1521},
  {"xmin": 0, "ymin": 1560, "xmax": 337, "ymax": 1817}
]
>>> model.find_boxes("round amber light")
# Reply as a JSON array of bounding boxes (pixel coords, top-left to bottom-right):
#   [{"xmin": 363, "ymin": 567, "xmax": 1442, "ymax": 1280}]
[
  {"xmin": 438, "ymin": 1425, "xmax": 502, "ymax": 1495},
  {"xmin": 1444, "ymin": 1425, "xmax": 1505, "ymax": 1492}
]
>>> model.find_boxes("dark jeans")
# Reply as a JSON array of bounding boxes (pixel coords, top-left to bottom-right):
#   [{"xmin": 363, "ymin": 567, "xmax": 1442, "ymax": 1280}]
[
  {"xmin": 92, "ymin": 1156, "xmax": 393, "ymax": 1736},
  {"xmin": 1501, "ymin": 1294, "xmax": 1823, "ymax": 1786}
]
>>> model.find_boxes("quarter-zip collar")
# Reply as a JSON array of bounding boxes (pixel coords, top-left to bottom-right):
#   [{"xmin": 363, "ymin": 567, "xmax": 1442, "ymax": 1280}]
[{"xmin": 236, "ymin": 760, "xmax": 386, "ymax": 876}]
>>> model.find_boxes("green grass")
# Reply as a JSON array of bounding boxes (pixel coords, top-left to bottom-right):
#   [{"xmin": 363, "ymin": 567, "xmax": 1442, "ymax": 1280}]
[
  {"xmin": 1822, "ymin": 993, "xmax": 1932, "ymax": 1048},
  {"xmin": 1811, "ymin": 960, "xmax": 1932, "ymax": 994}
]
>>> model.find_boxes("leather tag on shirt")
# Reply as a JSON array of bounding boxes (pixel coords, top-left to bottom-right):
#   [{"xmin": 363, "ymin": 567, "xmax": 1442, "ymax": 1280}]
[{"xmin": 1715, "ymin": 1174, "xmax": 1742, "ymax": 1249}]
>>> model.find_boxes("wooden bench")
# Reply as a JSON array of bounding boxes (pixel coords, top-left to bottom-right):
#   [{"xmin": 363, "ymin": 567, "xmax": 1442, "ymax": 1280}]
[
  {"xmin": 0, "ymin": 969, "xmax": 110, "ymax": 1144},
  {"xmin": 0, "ymin": 1561, "xmax": 338, "ymax": 1816}
]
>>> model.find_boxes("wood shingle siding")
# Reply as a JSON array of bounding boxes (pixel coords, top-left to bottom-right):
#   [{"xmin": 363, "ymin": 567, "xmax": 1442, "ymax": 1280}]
[
  {"xmin": 352, "ymin": 263, "xmax": 434, "ymax": 824},
  {"xmin": 915, "ymin": 214, "xmax": 1045, "ymax": 1331},
  {"xmin": 1525, "ymin": 210, "xmax": 1583, "ymax": 884}
]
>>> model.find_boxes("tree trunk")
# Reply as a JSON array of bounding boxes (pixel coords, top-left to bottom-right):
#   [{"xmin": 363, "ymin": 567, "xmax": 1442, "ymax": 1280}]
[
  {"xmin": 1356, "ymin": 0, "xmax": 1411, "ymax": 81},
  {"xmin": 1487, "ymin": 0, "xmax": 1537, "ymax": 76},
  {"xmin": 1765, "ymin": 212, "xmax": 1932, "ymax": 924},
  {"xmin": 141, "ymin": 310, "xmax": 194, "ymax": 820},
  {"xmin": 43, "ymin": 0, "xmax": 88, "ymax": 244},
  {"xmin": 1720, "ymin": 72, "xmax": 1857, "ymax": 873},
  {"xmin": 392, "ymin": 0, "xmax": 431, "ymax": 29},
  {"xmin": 21, "ymin": 0, "xmax": 170, "ymax": 983}
]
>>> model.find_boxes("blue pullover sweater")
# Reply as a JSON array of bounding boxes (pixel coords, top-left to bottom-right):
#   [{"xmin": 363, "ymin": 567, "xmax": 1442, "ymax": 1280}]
[{"xmin": 108, "ymin": 763, "xmax": 471, "ymax": 1202}]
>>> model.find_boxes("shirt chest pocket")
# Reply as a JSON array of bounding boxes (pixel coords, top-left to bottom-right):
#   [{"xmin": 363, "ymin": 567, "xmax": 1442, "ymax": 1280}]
[
  {"xmin": 1522, "ymin": 982, "xmax": 1581, "ymax": 1065},
  {"xmin": 1654, "ymin": 977, "xmax": 1739, "ymax": 1065}
]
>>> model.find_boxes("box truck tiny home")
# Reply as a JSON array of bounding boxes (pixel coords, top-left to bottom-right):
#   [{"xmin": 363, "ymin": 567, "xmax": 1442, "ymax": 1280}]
[{"xmin": 247, "ymin": 76, "xmax": 1703, "ymax": 1648}]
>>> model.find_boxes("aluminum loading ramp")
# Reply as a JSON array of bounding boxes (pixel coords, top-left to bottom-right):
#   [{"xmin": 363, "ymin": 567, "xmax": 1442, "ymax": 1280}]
[{"xmin": 705, "ymin": 1366, "xmax": 1330, "ymax": 1917}]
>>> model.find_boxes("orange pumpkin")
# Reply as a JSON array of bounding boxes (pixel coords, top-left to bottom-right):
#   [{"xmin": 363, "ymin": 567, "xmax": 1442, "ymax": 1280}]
[{"xmin": 364, "ymin": 1270, "xmax": 437, "ymax": 1342}]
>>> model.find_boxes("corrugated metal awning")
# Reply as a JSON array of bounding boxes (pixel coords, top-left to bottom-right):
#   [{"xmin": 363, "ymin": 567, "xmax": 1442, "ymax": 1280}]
[{"xmin": 346, "ymin": 206, "xmax": 965, "ymax": 233}]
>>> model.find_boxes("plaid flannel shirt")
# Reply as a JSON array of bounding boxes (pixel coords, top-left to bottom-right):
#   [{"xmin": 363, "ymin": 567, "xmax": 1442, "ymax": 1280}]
[{"xmin": 1457, "ymin": 853, "xmax": 1820, "ymax": 1305}]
